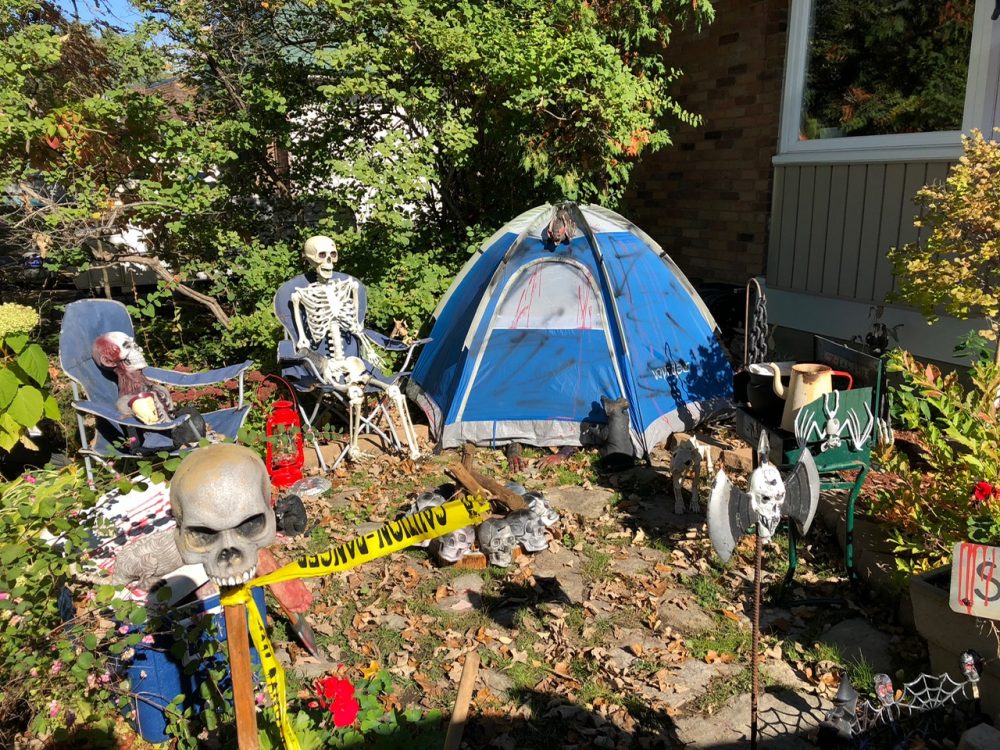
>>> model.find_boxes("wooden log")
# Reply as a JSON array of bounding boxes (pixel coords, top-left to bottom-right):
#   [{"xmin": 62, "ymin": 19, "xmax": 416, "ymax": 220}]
[
  {"xmin": 446, "ymin": 462, "xmax": 488, "ymax": 499},
  {"xmin": 461, "ymin": 442, "xmax": 476, "ymax": 469},
  {"xmin": 469, "ymin": 468, "xmax": 528, "ymax": 511},
  {"xmin": 443, "ymin": 651, "xmax": 480, "ymax": 750},
  {"xmin": 223, "ymin": 601, "xmax": 260, "ymax": 749}
]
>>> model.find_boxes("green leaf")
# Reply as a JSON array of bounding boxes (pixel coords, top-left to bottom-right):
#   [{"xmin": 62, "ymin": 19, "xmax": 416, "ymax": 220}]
[
  {"xmin": 16, "ymin": 344, "xmax": 49, "ymax": 386},
  {"xmin": 42, "ymin": 395, "xmax": 59, "ymax": 420},
  {"xmin": 6, "ymin": 387, "xmax": 43, "ymax": 428},
  {"xmin": 4, "ymin": 334, "xmax": 28, "ymax": 354},
  {"xmin": 77, "ymin": 651, "xmax": 95, "ymax": 669},
  {"xmin": 0, "ymin": 368, "xmax": 19, "ymax": 410}
]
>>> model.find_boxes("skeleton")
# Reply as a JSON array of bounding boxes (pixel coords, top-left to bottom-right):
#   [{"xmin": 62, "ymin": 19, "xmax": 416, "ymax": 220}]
[
  {"xmin": 506, "ymin": 509, "xmax": 548, "ymax": 553},
  {"xmin": 672, "ymin": 436, "xmax": 714, "ymax": 514},
  {"xmin": 289, "ymin": 236, "xmax": 420, "ymax": 461},
  {"xmin": 408, "ymin": 491, "xmax": 446, "ymax": 549},
  {"xmin": 477, "ymin": 517, "xmax": 516, "ymax": 568},
  {"xmin": 92, "ymin": 331, "xmax": 172, "ymax": 422},
  {"xmin": 707, "ymin": 433, "xmax": 819, "ymax": 561},
  {"xmin": 432, "ymin": 525, "xmax": 476, "ymax": 565},
  {"xmin": 170, "ymin": 444, "xmax": 276, "ymax": 587},
  {"xmin": 794, "ymin": 391, "xmax": 875, "ymax": 453}
]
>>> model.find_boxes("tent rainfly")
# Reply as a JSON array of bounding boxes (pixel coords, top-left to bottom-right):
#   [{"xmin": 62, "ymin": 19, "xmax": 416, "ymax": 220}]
[{"xmin": 407, "ymin": 203, "xmax": 734, "ymax": 460}]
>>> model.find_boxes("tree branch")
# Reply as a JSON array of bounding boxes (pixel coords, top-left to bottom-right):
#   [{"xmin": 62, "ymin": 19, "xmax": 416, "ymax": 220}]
[{"xmin": 114, "ymin": 254, "xmax": 232, "ymax": 328}]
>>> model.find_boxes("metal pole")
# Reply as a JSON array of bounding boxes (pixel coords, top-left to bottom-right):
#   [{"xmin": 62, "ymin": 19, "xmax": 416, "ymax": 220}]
[{"xmin": 751, "ymin": 531, "xmax": 762, "ymax": 750}]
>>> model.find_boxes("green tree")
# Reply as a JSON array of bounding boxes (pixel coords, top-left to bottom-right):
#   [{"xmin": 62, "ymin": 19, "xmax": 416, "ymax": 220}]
[
  {"xmin": 1, "ymin": 0, "xmax": 714, "ymax": 366},
  {"xmin": 889, "ymin": 129, "xmax": 1000, "ymax": 364}
]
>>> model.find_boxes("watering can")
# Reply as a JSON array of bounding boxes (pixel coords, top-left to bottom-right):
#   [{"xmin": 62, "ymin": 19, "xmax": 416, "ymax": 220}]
[{"xmin": 769, "ymin": 362, "xmax": 853, "ymax": 432}]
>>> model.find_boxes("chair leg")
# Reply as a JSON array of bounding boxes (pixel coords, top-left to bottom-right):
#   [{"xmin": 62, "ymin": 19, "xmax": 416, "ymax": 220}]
[{"xmin": 296, "ymin": 402, "xmax": 327, "ymax": 472}]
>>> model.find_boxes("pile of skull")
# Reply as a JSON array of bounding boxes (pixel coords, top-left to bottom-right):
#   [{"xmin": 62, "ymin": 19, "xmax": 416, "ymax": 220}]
[{"xmin": 407, "ymin": 483, "xmax": 560, "ymax": 568}]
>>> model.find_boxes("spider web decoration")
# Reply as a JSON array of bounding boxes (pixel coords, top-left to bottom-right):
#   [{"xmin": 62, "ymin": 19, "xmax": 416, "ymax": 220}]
[{"xmin": 851, "ymin": 671, "xmax": 973, "ymax": 736}]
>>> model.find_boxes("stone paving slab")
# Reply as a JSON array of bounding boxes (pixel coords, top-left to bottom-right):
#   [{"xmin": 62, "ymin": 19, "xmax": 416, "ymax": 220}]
[
  {"xmin": 543, "ymin": 486, "xmax": 615, "ymax": 519},
  {"xmin": 673, "ymin": 688, "xmax": 832, "ymax": 748}
]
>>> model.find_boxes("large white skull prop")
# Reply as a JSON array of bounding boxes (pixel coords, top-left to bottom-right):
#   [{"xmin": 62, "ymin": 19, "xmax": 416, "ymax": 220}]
[
  {"xmin": 93, "ymin": 331, "xmax": 148, "ymax": 371},
  {"xmin": 477, "ymin": 517, "xmax": 515, "ymax": 568},
  {"xmin": 505, "ymin": 509, "xmax": 548, "ymax": 553},
  {"xmin": 408, "ymin": 491, "xmax": 445, "ymax": 549},
  {"xmin": 523, "ymin": 491, "xmax": 560, "ymax": 527},
  {"xmin": 303, "ymin": 235, "xmax": 337, "ymax": 281},
  {"xmin": 433, "ymin": 525, "xmax": 475, "ymax": 564},
  {"xmin": 170, "ymin": 444, "xmax": 276, "ymax": 586},
  {"xmin": 749, "ymin": 463, "xmax": 785, "ymax": 543}
]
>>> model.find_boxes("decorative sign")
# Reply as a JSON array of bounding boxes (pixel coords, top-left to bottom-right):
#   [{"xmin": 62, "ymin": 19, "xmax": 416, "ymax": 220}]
[{"xmin": 949, "ymin": 542, "xmax": 1000, "ymax": 619}]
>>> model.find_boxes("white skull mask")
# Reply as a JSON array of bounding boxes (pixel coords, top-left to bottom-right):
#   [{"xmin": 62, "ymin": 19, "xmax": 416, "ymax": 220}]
[
  {"xmin": 94, "ymin": 331, "xmax": 148, "ymax": 371},
  {"xmin": 523, "ymin": 492, "xmax": 560, "ymax": 527},
  {"xmin": 434, "ymin": 525, "xmax": 475, "ymax": 564},
  {"xmin": 506, "ymin": 509, "xmax": 548, "ymax": 553},
  {"xmin": 408, "ymin": 491, "xmax": 445, "ymax": 549},
  {"xmin": 303, "ymin": 235, "xmax": 337, "ymax": 281},
  {"xmin": 749, "ymin": 463, "xmax": 785, "ymax": 543},
  {"xmin": 477, "ymin": 518, "xmax": 515, "ymax": 567},
  {"xmin": 170, "ymin": 444, "xmax": 276, "ymax": 586}
]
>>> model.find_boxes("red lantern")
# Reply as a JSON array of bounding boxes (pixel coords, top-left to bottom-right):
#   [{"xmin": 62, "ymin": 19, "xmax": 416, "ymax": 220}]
[{"xmin": 265, "ymin": 400, "xmax": 304, "ymax": 489}]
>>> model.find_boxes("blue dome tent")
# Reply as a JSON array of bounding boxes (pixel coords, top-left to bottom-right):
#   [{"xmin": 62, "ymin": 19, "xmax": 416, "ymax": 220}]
[{"xmin": 407, "ymin": 203, "xmax": 734, "ymax": 460}]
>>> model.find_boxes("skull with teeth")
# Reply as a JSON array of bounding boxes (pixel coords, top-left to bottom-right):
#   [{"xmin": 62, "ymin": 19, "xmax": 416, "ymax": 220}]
[
  {"xmin": 303, "ymin": 235, "xmax": 338, "ymax": 282},
  {"xmin": 749, "ymin": 463, "xmax": 785, "ymax": 543},
  {"xmin": 170, "ymin": 444, "xmax": 275, "ymax": 586},
  {"xmin": 522, "ymin": 491, "xmax": 560, "ymax": 527},
  {"xmin": 477, "ymin": 517, "xmax": 516, "ymax": 568},
  {"xmin": 408, "ymin": 491, "xmax": 446, "ymax": 549},
  {"xmin": 505, "ymin": 509, "xmax": 548, "ymax": 553},
  {"xmin": 433, "ymin": 525, "xmax": 475, "ymax": 564},
  {"xmin": 92, "ymin": 331, "xmax": 149, "ymax": 372}
]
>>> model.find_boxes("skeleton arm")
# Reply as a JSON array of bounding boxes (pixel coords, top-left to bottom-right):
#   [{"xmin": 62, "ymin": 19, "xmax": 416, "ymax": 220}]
[{"xmin": 291, "ymin": 290, "xmax": 310, "ymax": 351}]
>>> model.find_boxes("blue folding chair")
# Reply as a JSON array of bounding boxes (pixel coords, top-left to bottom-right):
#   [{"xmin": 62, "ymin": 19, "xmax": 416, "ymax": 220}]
[
  {"xmin": 273, "ymin": 273, "xmax": 426, "ymax": 470},
  {"xmin": 59, "ymin": 299, "xmax": 253, "ymax": 480}
]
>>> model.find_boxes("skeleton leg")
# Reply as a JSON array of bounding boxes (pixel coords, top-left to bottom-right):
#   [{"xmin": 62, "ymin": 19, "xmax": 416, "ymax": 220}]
[
  {"xmin": 689, "ymin": 450, "xmax": 702, "ymax": 513},
  {"xmin": 386, "ymin": 383, "xmax": 421, "ymax": 460},
  {"xmin": 347, "ymin": 383, "xmax": 365, "ymax": 459}
]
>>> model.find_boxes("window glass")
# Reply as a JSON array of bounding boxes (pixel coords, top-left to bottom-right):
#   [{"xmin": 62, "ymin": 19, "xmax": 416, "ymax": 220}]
[{"xmin": 800, "ymin": 0, "xmax": 973, "ymax": 140}]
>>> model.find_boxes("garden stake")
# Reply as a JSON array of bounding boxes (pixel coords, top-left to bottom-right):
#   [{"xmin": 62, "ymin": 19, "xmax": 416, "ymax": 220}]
[
  {"xmin": 224, "ymin": 597, "xmax": 260, "ymax": 750},
  {"xmin": 444, "ymin": 651, "xmax": 480, "ymax": 750},
  {"xmin": 750, "ymin": 531, "xmax": 763, "ymax": 749}
]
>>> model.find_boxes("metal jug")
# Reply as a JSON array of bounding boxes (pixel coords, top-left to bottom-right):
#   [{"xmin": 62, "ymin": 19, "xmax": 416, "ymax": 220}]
[{"xmin": 770, "ymin": 362, "xmax": 853, "ymax": 432}]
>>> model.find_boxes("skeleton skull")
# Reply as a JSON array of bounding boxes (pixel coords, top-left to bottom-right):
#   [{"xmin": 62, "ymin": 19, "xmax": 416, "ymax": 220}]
[
  {"xmin": 506, "ymin": 510, "xmax": 548, "ymax": 553},
  {"xmin": 408, "ymin": 491, "xmax": 445, "ymax": 549},
  {"xmin": 477, "ymin": 517, "xmax": 515, "ymax": 568},
  {"xmin": 303, "ymin": 235, "xmax": 337, "ymax": 281},
  {"xmin": 170, "ymin": 444, "xmax": 275, "ymax": 586},
  {"xmin": 92, "ymin": 331, "xmax": 148, "ymax": 372},
  {"xmin": 433, "ymin": 525, "xmax": 475, "ymax": 564},
  {"xmin": 748, "ymin": 463, "xmax": 785, "ymax": 543},
  {"xmin": 523, "ymin": 491, "xmax": 560, "ymax": 527}
]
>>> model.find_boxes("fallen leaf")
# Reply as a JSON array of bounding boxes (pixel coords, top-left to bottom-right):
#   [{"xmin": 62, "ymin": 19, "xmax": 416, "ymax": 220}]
[{"xmin": 361, "ymin": 660, "xmax": 380, "ymax": 680}]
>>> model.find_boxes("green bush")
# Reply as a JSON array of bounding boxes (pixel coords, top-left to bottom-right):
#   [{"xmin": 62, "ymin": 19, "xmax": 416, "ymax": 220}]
[
  {"xmin": 0, "ymin": 303, "xmax": 60, "ymax": 453},
  {"xmin": 869, "ymin": 345, "xmax": 1000, "ymax": 574},
  {"xmin": 0, "ymin": 466, "xmax": 146, "ymax": 741}
]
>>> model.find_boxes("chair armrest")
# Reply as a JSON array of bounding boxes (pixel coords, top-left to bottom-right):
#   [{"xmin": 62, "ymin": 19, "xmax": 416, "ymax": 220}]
[
  {"xmin": 364, "ymin": 331, "xmax": 431, "ymax": 352},
  {"xmin": 72, "ymin": 400, "xmax": 189, "ymax": 431},
  {"xmin": 144, "ymin": 361, "xmax": 253, "ymax": 388},
  {"xmin": 277, "ymin": 340, "xmax": 306, "ymax": 362}
]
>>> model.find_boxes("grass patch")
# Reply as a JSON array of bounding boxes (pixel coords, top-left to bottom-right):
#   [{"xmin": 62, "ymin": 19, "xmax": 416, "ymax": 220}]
[
  {"xmin": 800, "ymin": 642, "xmax": 879, "ymax": 699},
  {"xmin": 691, "ymin": 667, "xmax": 756, "ymax": 714},
  {"xmin": 581, "ymin": 543, "xmax": 612, "ymax": 582},
  {"xmin": 681, "ymin": 572, "xmax": 728, "ymax": 611},
  {"xmin": 687, "ymin": 618, "xmax": 751, "ymax": 661},
  {"xmin": 508, "ymin": 661, "xmax": 545, "ymax": 690},
  {"xmin": 577, "ymin": 677, "xmax": 615, "ymax": 706}
]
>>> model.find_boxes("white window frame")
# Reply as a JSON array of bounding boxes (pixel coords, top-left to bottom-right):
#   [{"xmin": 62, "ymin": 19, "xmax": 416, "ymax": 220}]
[{"xmin": 775, "ymin": 0, "xmax": 1000, "ymax": 165}]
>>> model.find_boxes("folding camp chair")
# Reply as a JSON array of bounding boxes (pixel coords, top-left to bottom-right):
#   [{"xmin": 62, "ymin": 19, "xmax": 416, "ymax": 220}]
[
  {"xmin": 273, "ymin": 273, "xmax": 426, "ymax": 470},
  {"xmin": 59, "ymin": 299, "xmax": 253, "ymax": 481}
]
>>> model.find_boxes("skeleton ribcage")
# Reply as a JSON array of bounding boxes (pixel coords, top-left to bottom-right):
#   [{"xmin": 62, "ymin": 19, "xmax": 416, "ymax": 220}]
[{"xmin": 295, "ymin": 280, "xmax": 360, "ymax": 358}]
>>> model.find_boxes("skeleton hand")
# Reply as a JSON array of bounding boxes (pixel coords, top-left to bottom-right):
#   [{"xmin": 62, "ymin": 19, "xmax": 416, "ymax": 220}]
[
  {"xmin": 506, "ymin": 443, "xmax": 524, "ymax": 473},
  {"xmin": 295, "ymin": 336, "xmax": 310, "ymax": 352}
]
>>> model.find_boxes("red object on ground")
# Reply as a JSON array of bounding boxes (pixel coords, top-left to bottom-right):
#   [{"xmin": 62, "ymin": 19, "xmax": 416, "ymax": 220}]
[
  {"xmin": 265, "ymin": 399, "xmax": 304, "ymax": 488},
  {"xmin": 257, "ymin": 548, "xmax": 313, "ymax": 613}
]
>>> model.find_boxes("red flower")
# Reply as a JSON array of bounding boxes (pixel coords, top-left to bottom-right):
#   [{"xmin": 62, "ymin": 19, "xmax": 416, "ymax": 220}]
[
  {"xmin": 313, "ymin": 676, "xmax": 360, "ymax": 728},
  {"xmin": 973, "ymin": 482, "xmax": 995, "ymax": 502}
]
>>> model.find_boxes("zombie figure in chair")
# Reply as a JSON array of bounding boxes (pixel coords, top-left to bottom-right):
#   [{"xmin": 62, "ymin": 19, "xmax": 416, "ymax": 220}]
[
  {"xmin": 289, "ymin": 236, "xmax": 420, "ymax": 461},
  {"xmin": 92, "ymin": 332, "xmax": 206, "ymax": 446}
]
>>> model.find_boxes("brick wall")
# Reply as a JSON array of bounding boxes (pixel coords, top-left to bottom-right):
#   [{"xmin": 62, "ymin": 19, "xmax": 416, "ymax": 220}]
[{"xmin": 623, "ymin": 0, "xmax": 789, "ymax": 286}]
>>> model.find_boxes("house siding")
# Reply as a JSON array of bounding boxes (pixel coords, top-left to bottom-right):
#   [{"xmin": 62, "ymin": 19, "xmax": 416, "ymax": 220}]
[
  {"xmin": 766, "ymin": 161, "xmax": 954, "ymax": 305},
  {"xmin": 623, "ymin": 0, "xmax": 789, "ymax": 286}
]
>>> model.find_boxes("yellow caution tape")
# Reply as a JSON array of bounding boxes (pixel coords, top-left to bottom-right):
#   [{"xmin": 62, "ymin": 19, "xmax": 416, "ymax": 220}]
[{"xmin": 220, "ymin": 495, "xmax": 491, "ymax": 749}]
